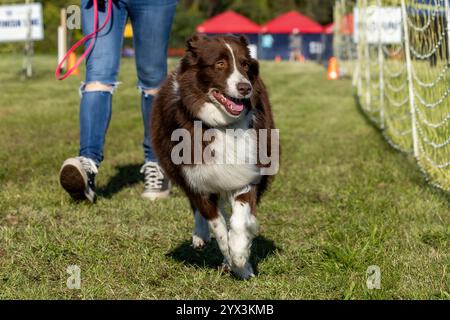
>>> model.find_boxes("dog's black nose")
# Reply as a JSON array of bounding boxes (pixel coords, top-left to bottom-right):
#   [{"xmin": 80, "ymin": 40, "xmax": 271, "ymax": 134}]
[{"xmin": 237, "ymin": 82, "xmax": 252, "ymax": 96}]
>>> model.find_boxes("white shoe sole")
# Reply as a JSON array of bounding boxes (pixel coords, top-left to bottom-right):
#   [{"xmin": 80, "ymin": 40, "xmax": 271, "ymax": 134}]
[
  {"xmin": 141, "ymin": 190, "xmax": 170, "ymax": 201},
  {"xmin": 59, "ymin": 158, "xmax": 96, "ymax": 203}
]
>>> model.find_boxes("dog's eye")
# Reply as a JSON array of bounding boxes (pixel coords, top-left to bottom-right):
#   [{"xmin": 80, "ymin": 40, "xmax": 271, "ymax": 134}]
[
  {"xmin": 215, "ymin": 60, "xmax": 226, "ymax": 69},
  {"xmin": 242, "ymin": 61, "xmax": 250, "ymax": 72}
]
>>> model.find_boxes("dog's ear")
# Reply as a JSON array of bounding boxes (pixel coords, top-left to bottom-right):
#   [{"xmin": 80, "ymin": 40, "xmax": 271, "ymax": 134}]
[
  {"xmin": 239, "ymin": 35, "xmax": 249, "ymax": 47},
  {"xmin": 186, "ymin": 34, "xmax": 205, "ymax": 53},
  {"xmin": 238, "ymin": 35, "xmax": 254, "ymax": 60},
  {"xmin": 183, "ymin": 34, "xmax": 206, "ymax": 66},
  {"xmin": 249, "ymin": 58, "xmax": 259, "ymax": 79}
]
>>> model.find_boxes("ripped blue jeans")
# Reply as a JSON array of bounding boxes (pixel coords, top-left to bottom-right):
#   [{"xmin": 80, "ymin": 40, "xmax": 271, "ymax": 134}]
[{"xmin": 79, "ymin": 0, "xmax": 177, "ymax": 166}]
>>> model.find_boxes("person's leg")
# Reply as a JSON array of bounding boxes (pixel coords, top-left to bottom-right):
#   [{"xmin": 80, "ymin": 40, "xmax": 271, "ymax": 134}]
[
  {"xmin": 79, "ymin": 0, "xmax": 128, "ymax": 166},
  {"xmin": 60, "ymin": 0, "xmax": 128, "ymax": 202},
  {"xmin": 128, "ymin": 0, "xmax": 177, "ymax": 200},
  {"xmin": 128, "ymin": 0, "xmax": 177, "ymax": 163}
]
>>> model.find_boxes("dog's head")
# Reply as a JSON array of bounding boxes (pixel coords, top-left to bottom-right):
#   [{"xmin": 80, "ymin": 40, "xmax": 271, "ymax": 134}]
[{"xmin": 179, "ymin": 35, "xmax": 260, "ymax": 127}]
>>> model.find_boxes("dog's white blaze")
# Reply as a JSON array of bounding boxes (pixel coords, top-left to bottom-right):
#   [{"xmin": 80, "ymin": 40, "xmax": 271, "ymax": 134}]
[
  {"xmin": 182, "ymin": 112, "xmax": 259, "ymax": 194},
  {"xmin": 192, "ymin": 210, "xmax": 210, "ymax": 249},
  {"xmin": 224, "ymin": 42, "xmax": 251, "ymax": 98}
]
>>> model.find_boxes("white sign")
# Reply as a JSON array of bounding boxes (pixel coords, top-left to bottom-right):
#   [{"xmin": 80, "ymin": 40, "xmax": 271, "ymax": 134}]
[
  {"xmin": 248, "ymin": 44, "xmax": 258, "ymax": 59},
  {"xmin": 354, "ymin": 6, "xmax": 402, "ymax": 44},
  {"xmin": 0, "ymin": 3, "xmax": 44, "ymax": 43},
  {"xmin": 309, "ymin": 41, "xmax": 324, "ymax": 55}
]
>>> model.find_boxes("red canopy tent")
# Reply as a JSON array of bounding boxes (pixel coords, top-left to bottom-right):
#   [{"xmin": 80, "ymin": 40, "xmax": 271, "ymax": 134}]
[
  {"xmin": 324, "ymin": 14, "xmax": 354, "ymax": 35},
  {"xmin": 261, "ymin": 11, "xmax": 323, "ymax": 34},
  {"xmin": 324, "ymin": 23, "xmax": 334, "ymax": 35},
  {"xmin": 196, "ymin": 11, "xmax": 262, "ymax": 34}
]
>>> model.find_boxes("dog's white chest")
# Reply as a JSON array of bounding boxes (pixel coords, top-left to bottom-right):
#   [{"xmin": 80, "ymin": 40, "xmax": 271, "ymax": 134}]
[{"xmin": 182, "ymin": 116, "xmax": 260, "ymax": 194}]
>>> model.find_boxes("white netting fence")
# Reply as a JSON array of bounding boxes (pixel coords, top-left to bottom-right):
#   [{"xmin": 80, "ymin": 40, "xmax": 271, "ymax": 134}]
[{"xmin": 349, "ymin": 0, "xmax": 450, "ymax": 191}]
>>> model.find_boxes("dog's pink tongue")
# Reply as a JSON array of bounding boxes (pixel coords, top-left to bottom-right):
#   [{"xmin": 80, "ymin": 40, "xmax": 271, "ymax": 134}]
[
  {"xmin": 213, "ymin": 91, "xmax": 244, "ymax": 114},
  {"xmin": 230, "ymin": 100, "xmax": 244, "ymax": 112}
]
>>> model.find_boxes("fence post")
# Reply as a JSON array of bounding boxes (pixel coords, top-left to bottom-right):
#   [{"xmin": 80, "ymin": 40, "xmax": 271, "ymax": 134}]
[
  {"xmin": 58, "ymin": 8, "xmax": 67, "ymax": 71},
  {"xmin": 355, "ymin": 0, "xmax": 363, "ymax": 95},
  {"xmin": 362, "ymin": 0, "xmax": 371, "ymax": 110},
  {"xmin": 445, "ymin": 0, "xmax": 450, "ymax": 57},
  {"xmin": 401, "ymin": 0, "xmax": 419, "ymax": 158},
  {"xmin": 22, "ymin": 0, "xmax": 34, "ymax": 79},
  {"xmin": 341, "ymin": 0, "xmax": 352, "ymax": 63},
  {"xmin": 377, "ymin": 0, "xmax": 385, "ymax": 129}
]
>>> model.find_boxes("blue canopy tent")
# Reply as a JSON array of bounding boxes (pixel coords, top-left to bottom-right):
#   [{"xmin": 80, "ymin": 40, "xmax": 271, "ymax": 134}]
[{"xmin": 260, "ymin": 11, "xmax": 326, "ymax": 61}]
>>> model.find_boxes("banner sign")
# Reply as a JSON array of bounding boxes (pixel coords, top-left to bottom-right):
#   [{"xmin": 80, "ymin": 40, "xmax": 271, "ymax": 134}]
[
  {"xmin": 354, "ymin": 6, "xmax": 402, "ymax": 44},
  {"xmin": 0, "ymin": 3, "xmax": 44, "ymax": 43}
]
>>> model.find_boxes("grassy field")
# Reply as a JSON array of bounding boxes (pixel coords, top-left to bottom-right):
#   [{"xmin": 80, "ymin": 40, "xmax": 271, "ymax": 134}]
[{"xmin": 0, "ymin": 54, "xmax": 449, "ymax": 300}]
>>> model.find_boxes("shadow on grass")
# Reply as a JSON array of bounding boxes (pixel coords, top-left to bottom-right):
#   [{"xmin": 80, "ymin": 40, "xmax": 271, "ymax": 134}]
[
  {"xmin": 98, "ymin": 164, "xmax": 142, "ymax": 198},
  {"xmin": 167, "ymin": 235, "xmax": 279, "ymax": 275}
]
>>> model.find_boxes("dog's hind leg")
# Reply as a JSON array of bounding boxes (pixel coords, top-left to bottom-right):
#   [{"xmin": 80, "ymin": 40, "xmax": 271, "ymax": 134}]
[{"xmin": 228, "ymin": 186, "xmax": 259, "ymax": 280}]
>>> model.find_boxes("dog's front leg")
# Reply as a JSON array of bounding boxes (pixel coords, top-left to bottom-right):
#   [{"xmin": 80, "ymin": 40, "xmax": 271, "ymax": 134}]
[
  {"xmin": 192, "ymin": 209, "xmax": 211, "ymax": 249},
  {"xmin": 228, "ymin": 186, "xmax": 259, "ymax": 280}
]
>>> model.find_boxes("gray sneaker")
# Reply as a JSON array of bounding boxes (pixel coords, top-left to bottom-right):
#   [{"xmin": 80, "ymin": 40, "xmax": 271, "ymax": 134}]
[
  {"xmin": 140, "ymin": 161, "xmax": 171, "ymax": 200},
  {"xmin": 59, "ymin": 156, "xmax": 98, "ymax": 203}
]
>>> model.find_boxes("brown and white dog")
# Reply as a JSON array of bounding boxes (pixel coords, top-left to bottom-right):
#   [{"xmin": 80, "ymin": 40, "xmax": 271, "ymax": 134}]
[{"xmin": 151, "ymin": 34, "xmax": 277, "ymax": 279}]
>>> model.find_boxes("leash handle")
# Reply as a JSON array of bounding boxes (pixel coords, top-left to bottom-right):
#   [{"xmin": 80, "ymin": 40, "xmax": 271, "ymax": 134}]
[{"xmin": 55, "ymin": 0, "xmax": 113, "ymax": 80}]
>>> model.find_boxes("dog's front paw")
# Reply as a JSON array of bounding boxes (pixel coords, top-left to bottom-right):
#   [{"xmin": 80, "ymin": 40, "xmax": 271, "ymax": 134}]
[
  {"xmin": 192, "ymin": 234, "xmax": 210, "ymax": 250},
  {"xmin": 221, "ymin": 258, "xmax": 231, "ymax": 273},
  {"xmin": 231, "ymin": 262, "xmax": 255, "ymax": 280}
]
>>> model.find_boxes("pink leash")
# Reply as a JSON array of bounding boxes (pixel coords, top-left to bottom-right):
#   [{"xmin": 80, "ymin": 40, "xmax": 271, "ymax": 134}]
[{"xmin": 55, "ymin": 0, "xmax": 113, "ymax": 80}]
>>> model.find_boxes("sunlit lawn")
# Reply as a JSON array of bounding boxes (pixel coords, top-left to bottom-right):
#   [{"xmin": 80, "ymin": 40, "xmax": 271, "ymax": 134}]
[{"xmin": 0, "ymin": 54, "xmax": 449, "ymax": 299}]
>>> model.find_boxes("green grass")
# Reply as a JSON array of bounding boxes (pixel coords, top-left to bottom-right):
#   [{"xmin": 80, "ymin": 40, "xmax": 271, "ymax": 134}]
[{"xmin": 0, "ymin": 54, "xmax": 449, "ymax": 300}]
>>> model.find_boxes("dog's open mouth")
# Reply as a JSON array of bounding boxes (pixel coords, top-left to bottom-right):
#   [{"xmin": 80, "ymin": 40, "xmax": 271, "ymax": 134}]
[{"xmin": 210, "ymin": 89, "xmax": 245, "ymax": 116}]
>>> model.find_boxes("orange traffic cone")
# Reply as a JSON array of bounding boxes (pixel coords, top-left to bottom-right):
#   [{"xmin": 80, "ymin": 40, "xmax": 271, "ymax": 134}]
[
  {"xmin": 67, "ymin": 52, "xmax": 80, "ymax": 76},
  {"xmin": 327, "ymin": 57, "xmax": 339, "ymax": 80}
]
